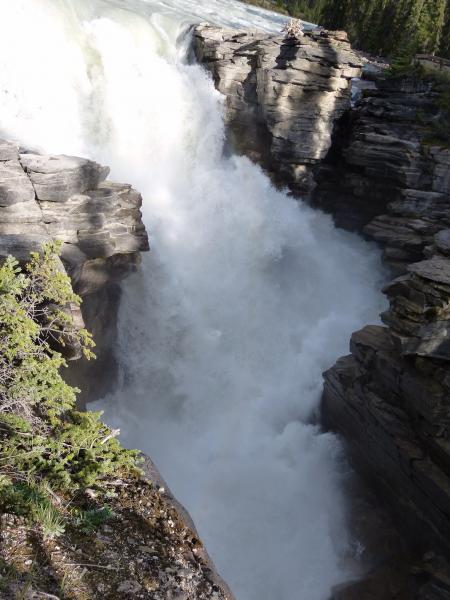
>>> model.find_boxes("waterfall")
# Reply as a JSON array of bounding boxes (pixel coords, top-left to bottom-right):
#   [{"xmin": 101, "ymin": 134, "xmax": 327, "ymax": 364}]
[{"xmin": 0, "ymin": 1, "xmax": 385, "ymax": 598}]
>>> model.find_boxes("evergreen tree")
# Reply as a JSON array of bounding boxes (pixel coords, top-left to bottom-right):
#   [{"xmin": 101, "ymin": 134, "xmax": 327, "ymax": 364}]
[{"xmin": 319, "ymin": 0, "xmax": 449, "ymax": 58}]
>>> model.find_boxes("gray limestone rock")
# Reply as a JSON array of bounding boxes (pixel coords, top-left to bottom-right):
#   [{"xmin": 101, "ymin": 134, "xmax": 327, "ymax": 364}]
[
  {"xmin": 0, "ymin": 160, "xmax": 36, "ymax": 206},
  {"xmin": 193, "ymin": 24, "xmax": 363, "ymax": 196},
  {"xmin": 20, "ymin": 153, "xmax": 109, "ymax": 201},
  {"xmin": 313, "ymin": 72, "xmax": 450, "ymax": 274},
  {"xmin": 0, "ymin": 137, "xmax": 149, "ymax": 379}
]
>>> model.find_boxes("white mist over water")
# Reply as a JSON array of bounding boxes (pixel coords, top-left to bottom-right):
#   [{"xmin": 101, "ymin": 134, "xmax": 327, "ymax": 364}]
[{"xmin": 0, "ymin": 1, "xmax": 385, "ymax": 598}]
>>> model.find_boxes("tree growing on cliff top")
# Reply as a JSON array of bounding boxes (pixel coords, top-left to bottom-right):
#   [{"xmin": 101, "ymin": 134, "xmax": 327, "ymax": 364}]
[{"xmin": 0, "ymin": 243, "xmax": 139, "ymax": 536}]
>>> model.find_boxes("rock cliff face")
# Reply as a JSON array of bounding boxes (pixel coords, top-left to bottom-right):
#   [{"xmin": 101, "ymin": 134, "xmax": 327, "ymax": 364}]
[
  {"xmin": 317, "ymin": 73, "xmax": 450, "ymax": 575},
  {"xmin": 313, "ymin": 74, "xmax": 450, "ymax": 272},
  {"xmin": 193, "ymin": 24, "xmax": 363, "ymax": 195},
  {"xmin": 0, "ymin": 139, "xmax": 148, "ymax": 291},
  {"xmin": 323, "ymin": 261, "xmax": 450, "ymax": 598},
  {"xmin": 193, "ymin": 25, "xmax": 450, "ymax": 596},
  {"xmin": 0, "ymin": 138, "xmax": 149, "ymax": 402}
]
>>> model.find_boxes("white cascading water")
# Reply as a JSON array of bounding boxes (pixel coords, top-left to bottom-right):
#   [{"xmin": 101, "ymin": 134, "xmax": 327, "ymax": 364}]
[{"xmin": 0, "ymin": 1, "xmax": 385, "ymax": 598}]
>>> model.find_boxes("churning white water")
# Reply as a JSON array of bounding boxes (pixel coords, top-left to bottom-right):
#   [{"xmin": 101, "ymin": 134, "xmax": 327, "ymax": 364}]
[{"xmin": 0, "ymin": 1, "xmax": 385, "ymax": 598}]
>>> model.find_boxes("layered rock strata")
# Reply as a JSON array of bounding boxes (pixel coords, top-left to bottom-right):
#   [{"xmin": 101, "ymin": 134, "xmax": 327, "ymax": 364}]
[
  {"xmin": 0, "ymin": 138, "xmax": 149, "ymax": 399},
  {"xmin": 194, "ymin": 23, "xmax": 450, "ymax": 593},
  {"xmin": 323, "ymin": 256, "xmax": 450, "ymax": 597},
  {"xmin": 194, "ymin": 26, "xmax": 450, "ymax": 576},
  {"xmin": 193, "ymin": 24, "xmax": 363, "ymax": 195},
  {"xmin": 313, "ymin": 73, "xmax": 450, "ymax": 273},
  {"xmin": 312, "ymin": 68, "xmax": 450, "ymax": 574},
  {"xmin": 0, "ymin": 140, "xmax": 148, "ymax": 290}
]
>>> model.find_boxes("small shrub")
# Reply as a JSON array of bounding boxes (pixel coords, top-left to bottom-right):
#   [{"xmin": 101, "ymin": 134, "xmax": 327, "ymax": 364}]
[{"xmin": 74, "ymin": 506, "xmax": 113, "ymax": 533}]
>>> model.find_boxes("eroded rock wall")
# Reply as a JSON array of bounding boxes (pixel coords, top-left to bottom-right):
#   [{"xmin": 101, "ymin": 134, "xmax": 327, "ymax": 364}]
[
  {"xmin": 0, "ymin": 137, "xmax": 233, "ymax": 598},
  {"xmin": 193, "ymin": 24, "xmax": 362, "ymax": 196},
  {"xmin": 313, "ymin": 74, "xmax": 450, "ymax": 273},
  {"xmin": 194, "ymin": 24, "xmax": 450, "ymax": 588},
  {"xmin": 319, "ymin": 74, "xmax": 450, "ymax": 574},
  {"xmin": 0, "ymin": 138, "xmax": 149, "ymax": 401}
]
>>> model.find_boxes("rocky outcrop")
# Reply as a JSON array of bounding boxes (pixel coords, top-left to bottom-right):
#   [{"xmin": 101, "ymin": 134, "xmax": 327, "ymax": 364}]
[
  {"xmin": 0, "ymin": 138, "xmax": 233, "ymax": 599},
  {"xmin": 193, "ymin": 23, "xmax": 450, "ymax": 593},
  {"xmin": 310, "ymin": 69, "xmax": 450, "ymax": 576},
  {"xmin": 0, "ymin": 140, "xmax": 149, "ymax": 292},
  {"xmin": 0, "ymin": 456, "xmax": 233, "ymax": 600},
  {"xmin": 0, "ymin": 138, "xmax": 149, "ymax": 401},
  {"xmin": 312, "ymin": 70, "xmax": 450, "ymax": 596},
  {"xmin": 313, "ymin": 73, "xmax": 450, "ymax": 273},
  {"xmin": 193, "ymin": 24, "xmax": 363, "ymax": 195},
  {"xmin": 323, "ymin": 205, "xmax": 450, "ymax": 563}
]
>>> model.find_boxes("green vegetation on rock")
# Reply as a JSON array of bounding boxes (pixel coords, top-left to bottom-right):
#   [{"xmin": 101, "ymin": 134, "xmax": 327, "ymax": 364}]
[{"xmin": 0, "ymin": 242, "xmax": 139, "ymax": 537}]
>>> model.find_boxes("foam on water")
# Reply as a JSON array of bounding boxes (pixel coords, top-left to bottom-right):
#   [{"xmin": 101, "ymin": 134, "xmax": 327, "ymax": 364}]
[{"xmin": 0, "ymin": 1, "xmax": 384, "ymax": 598}]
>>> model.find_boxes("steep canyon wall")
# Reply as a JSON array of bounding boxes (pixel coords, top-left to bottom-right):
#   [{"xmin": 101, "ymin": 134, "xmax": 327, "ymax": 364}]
[{"xmin": 194, "ymin": 24, "xmax": 450, "ymax": 597}]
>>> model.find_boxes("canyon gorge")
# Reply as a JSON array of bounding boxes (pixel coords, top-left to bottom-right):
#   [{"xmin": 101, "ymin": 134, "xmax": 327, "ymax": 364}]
[{"xmin": 0, "ymin": 1, "xmax": 449, "ymax": 599}]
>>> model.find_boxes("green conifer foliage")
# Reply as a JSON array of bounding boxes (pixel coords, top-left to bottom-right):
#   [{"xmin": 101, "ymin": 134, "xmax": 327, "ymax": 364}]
[
  {"xmin": 0, "ymin": 243, "xmax": 139, "ymax": 536},
  {"xmin": 271, "ymin": 0, "xmax": 450, "ymax": 59}
]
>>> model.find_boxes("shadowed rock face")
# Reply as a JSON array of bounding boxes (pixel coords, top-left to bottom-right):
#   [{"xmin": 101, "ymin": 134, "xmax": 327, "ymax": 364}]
[
  {"xmin": 313, "ymin": 73, "xmax": 450, "ymax": 274},
  {"xmin": 193, "ymin": 24, "xmax": 362, "ymax": 196},
  {"xmin": 0, "ymin": 138, "xmax": 149, "ymax": 398},
  {"xmin": 312, "ymin": 73, "xmax": 450, "ymax": 596},
  {"xmin": 313, "ymin": 72, "xmax": 450, "ymax": 575}
]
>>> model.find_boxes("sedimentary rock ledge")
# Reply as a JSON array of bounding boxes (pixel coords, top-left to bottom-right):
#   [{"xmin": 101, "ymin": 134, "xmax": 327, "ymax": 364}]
[
  {"xmin": 0, "ymin": 137, "xmax": 150, "ymax": 400},
  {"xmin": 318, "ymin": 71, "xmax": 450, "ymax": 597},
  {"xmin": 0, "ymin": 139, "xmax": 149, "ymax": 296}
]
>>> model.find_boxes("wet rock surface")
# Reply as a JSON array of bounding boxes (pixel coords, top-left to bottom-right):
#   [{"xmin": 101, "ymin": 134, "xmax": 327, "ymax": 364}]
[{"xmin": 193, "ymin": 24, "xmax": 362, "ymax": 196}]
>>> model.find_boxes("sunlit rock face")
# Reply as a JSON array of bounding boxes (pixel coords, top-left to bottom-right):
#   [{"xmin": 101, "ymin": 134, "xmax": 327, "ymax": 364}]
[
  {"xmin": 193, "ymin": 24, "xmax": 362, "ymax": 196},
  {"xmin": 0, "ymin": 137, "xmax": 149, "ymax": 398},
  {"xmin": 0, "ymin": 139, "xmax": 149, "ymax": 293}
]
